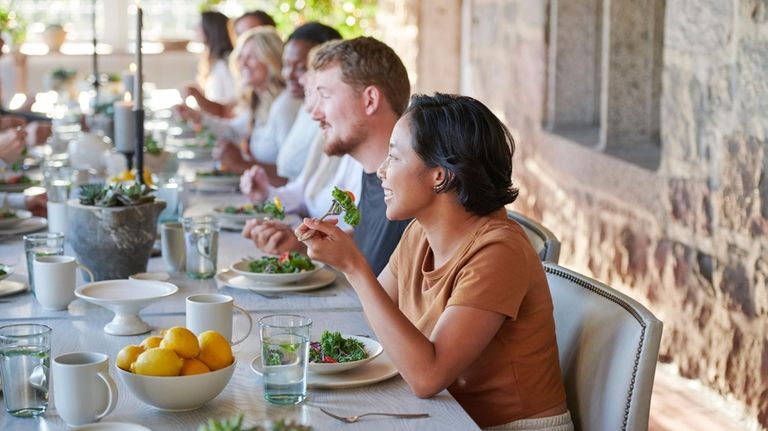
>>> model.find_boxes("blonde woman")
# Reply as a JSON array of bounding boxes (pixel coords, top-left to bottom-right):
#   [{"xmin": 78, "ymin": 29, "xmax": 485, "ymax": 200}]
[{"xmin": 179, "ymin": 27, "xmax": 302, "ymax": 182}]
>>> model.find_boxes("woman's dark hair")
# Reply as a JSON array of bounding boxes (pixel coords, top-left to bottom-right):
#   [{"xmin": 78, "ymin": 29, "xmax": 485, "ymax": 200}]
[
  {"xmin": 405, "ymin": 93, "xmax": 519, "ymax": 215},
  {"xmin": 201, "ymin": 11, "xmax": 233, "ymax": 62},
  {"xmin": 235, "ymin": 10, "xmax": 276, "ymax": 28},
  {"xmin": 287, "ymin": 22, "xmax": 342, "ymax": 45}
]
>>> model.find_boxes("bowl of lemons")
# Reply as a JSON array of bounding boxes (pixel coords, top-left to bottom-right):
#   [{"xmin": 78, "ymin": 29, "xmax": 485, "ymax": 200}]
[{"xmin": 116, "ymin": 326, "xmax": 236, "ymax": 411}]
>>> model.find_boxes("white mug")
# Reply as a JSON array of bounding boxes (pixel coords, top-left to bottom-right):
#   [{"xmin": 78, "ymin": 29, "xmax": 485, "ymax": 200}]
[
  {"xmin": 161, "ymin": 221, "xmax": 186, "ymax": 272},
  {"xmin": 186, "ymin": 294, "xmax": 252, "ymax": 345},
  {"xmin": 52, "ymin": 352, "xmax": 118, "ymax": 426},
  {"xmin": 33, "ymin": 255, "xmax": 94, "ymax": 310},
  {"xmin": 47, "ymin": 201, "xmax": 68, "ymax": 236}
]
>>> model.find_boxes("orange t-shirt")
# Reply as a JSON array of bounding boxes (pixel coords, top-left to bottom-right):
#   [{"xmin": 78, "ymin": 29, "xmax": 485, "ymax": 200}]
[{"xmin": 389, "ymin": 214, "xmax": 566, "ymax": 427}]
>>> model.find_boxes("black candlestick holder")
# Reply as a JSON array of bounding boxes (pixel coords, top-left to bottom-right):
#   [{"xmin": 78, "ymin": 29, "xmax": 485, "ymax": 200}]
[{"xmin": 134, "ymin": 108, "xmax": 145, "ymax": 185}]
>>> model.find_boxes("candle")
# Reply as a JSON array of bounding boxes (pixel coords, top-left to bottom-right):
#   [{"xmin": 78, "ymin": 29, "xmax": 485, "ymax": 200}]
[
  {"xmin": 122, "ymin": 62, "xmax": 136, "ymax": 100},
  {"xmin": 114, "ymin": 92, "xmax": 134, "ymax": 153}
]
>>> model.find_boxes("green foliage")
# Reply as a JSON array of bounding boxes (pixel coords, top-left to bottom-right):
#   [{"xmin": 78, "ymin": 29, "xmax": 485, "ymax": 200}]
[
  {"xmin": 0, "ymin": 2, "xmax": 27, "ymax": 45},
  {"xmin": 79, "ymin": 183, "xmax": 156, "ymax": 207},
  {"xmin": 145, "ymin": 135, "xmax": 161, "ymax": 156},
  {"xmin": 51, "ymin": 67, "xmax": 77, "ymax": 81},
  {"xmin": 271, "ymin": 0, "xmax": 377, "ymax": 39},
  {"xmin": 198, "ymin": 414, "xmax": 312, "ymax": 431}
]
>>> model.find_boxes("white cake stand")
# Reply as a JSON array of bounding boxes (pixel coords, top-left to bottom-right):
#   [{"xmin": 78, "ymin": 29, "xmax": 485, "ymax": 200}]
[{"xmin": 75, "ymin": 280, "xmax": 178, "ymax": 335}]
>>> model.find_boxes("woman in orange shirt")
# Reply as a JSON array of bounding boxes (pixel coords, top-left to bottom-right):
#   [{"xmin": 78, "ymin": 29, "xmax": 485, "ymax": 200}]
[{"xmin": 298, "ymin": 93, "xmax": 573, "ymax": 430}]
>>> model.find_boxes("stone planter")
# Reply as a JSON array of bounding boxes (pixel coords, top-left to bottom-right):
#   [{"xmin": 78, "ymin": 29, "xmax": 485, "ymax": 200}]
[{"xmin": 67, "ymin": 199, "xmax": 166, "ymax": 281}]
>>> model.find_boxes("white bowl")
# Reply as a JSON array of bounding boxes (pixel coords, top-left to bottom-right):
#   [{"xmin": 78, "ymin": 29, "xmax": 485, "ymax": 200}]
[
  {"xmin": 117, "ymin": 360, "xmax": 235, "ymax": 411},
  {"xmin": 230, "ymin": 260, "xmax": 324, "ymax": 285},
  {"xmin": 0, "ymin": 209, "xmax": 32, "ymax": 229},
  {"xmin": 308, "ymin": 335, "xmax": 383, "ymax": 375},
  {"xmin": 75, "ymin": 280, "xmax": 178, "ymax": 335}
]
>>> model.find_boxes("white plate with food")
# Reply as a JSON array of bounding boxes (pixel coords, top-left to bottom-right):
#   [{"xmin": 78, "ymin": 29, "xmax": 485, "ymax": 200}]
[
  {"xmin": 251, "ymin": 350, "xmax": 398, "ymax": 389},
  {"xmin": 308, "ymin": 333, "xmax": 384, "ymax": 374},
  {"xmin": 0, "ymin": 209, "xmax": 32, "ymax": 229},
  {"xmin": 0, "ymin": 277, "xmax": 28, "ymax": 297},
  {"xmin": 0, "ymin": 263, "xmax": 14, "ymax": 281},
  {"xmin": 0, "ymin": 175, "xmax": 40, "ymax": 192},
  {"xmin": 230, "ymin": 256, "xmax": 324, "ymax": 285},
  {"xmin": 72, "ymin": 422, "xmax": 152, "ymax": 431},
  {"xmin": 194, "ymin": 170, "xmax": 240, "ymax": 188},
  {"xmin": 216, "ymin": 268, "xmax": 336, "ymax": 293},
  {"xmin": 211, "ymin": 203, "xmax": 293, "ymax": 224},
  {"xmin": 0, "ymin": 217, "xmax": 48, "ymax": 236}
]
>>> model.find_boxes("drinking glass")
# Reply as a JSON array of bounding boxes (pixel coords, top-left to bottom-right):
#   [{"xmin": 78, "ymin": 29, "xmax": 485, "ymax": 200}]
[
  {"xmin": 0, "ymin": 324, "xmax": 52, "ymax": 417},
  {"xmin": 156, "ymin": 174, "xmax": 183, "ymax": 224},
  {"xmin": 259, "ymin": 314, "xmax": 312, "ymax": 405},
  {"xmin": 24, "ymin": 232, "xmax": 66, "ymax": 294},
  {"xmin": 182, "ymin": 216, "xmax": 219, "ymax": 279}
]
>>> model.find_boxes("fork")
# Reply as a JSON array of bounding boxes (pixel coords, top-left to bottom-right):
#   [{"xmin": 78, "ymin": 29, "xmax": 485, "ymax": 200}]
[
  {"xmin": 318, "ymin": 407, "xmax": 430, "ymax": 423},
  {"xmin": 296, "ymin": 199, "xmax": 344, "ymax": 241}
]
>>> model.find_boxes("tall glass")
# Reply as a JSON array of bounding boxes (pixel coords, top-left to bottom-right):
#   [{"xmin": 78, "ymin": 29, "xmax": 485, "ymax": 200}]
[
  {"xmin": 259, "ymin": 314, "xmax": 312, "ymax": 405},
  {"xmin": 24, "ymin": 232, "xmax": 65, "ymax": 294},
  {"xmin": 0, "ymin": 324, "xmax": 52, "ymax": 417},
  {"xmin": 156, "ymin": 174, "xmax": 183, "ymax": 224},
  {"xmin": 182, "ymin": 216, "xmax": 219, "ymax": 279}
]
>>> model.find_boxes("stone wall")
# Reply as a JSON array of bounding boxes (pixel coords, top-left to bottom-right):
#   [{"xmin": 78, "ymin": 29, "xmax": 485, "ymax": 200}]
[{"xmin": 378, "ymin": 0, "xmax": 768, "ymax": 427}]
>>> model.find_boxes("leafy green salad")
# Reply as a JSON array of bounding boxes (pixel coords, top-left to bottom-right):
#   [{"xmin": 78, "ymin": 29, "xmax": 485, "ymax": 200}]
[
  {"xmin": 247, "ymin": 252, "xmax": 315, "ymax": 274},
  {"xmin": 223, "ymin": 199, "xmax": 285, "ymax": 220},
  {"xmin": 331, "ymin": 186, "xmax": 360, "ymax": 226},
  {"xmin": 198, "ymin": 414, "xmax": 312, "ymax": 431},
  {"xmin": 309, "ymin": 331, "xmax": 368, "ymax": 364},
  {"xmin": 0, "ymin": 210, "xmax": 17, "ymax": 219}
]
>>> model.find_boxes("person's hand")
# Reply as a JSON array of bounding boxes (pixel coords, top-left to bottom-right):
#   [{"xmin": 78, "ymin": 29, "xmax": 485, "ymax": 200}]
[
  {"xmin": 0, "ymin": 115, "xmax": 26, "ymax": 131},
  {"xmin": 239, "ymin": 165, "xmax": 269, "ymax": 203},
  {"xmin": 26, "ymin": 121, "xmax": 51, "ymax": 146},
  {"xmin": 0, "ymin": 128, "xmax": 27, "ymax": 163},
  {"xmin": 214, "ymin": 140, "xmax": 247, "ymax": 173},
  {"xmin": 181, "ymin": 84, "xmax": 203, "ymax": 101},
  {"xmin": 296, "ymin": 218, "xmax": 364, "ymax": 273},
  {"xmin": 173, "ymin": 104, "xmax": 202, "ymax": 124},
  {"xmin": 242, "ymin": 219, "xmax": 305, "ymax": 255},
  {"xmin": 24, "ymin": 192, "xmax": 47, "ymax": 217}
]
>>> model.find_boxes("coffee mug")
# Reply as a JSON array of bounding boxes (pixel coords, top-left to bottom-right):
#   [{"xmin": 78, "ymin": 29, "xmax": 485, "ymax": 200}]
[
  {"xmin": 52, "ymin": 352, "xmax": 118, "ymax": 426},
  {"xmin": 186, "ymin": 294, "xmax": 252, "ymax": 345},
  {"xmin": 33, "ymin": 255, "xmax": 94, "ymax": 310},
  {"xmin": 161, "ymin": 221, "xmax": 185, "ymax": 272}
]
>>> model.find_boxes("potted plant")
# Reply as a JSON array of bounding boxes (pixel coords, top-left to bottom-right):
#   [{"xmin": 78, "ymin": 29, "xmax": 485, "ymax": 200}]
[{"xmin": 67, "ymin": 183, "xmax": 166, "ymax": 280}]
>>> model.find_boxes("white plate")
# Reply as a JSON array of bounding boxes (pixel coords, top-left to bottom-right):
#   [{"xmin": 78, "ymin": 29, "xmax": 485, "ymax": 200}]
[
  {"xmin": 251, "ymin": 351, "xmax": 399, "ymax": 389},
  {"xmin": 230, "ymin": 260, "xmax": 324, "ymax": 284},
  {"xmin": 195, "ymin": 173, "xmax": 240, "ymax": 187},
  {"xmin": 73, "ymin": 422, "xmax": 152, "ymax": 431},
  {"xmin": 0, "ymin": 209, "xmax": 32, "ymax": 229},
  {"xmin": 0, "ymin": 180, "xmax": 40, "ymax": 193},
  {"xmin": 308, "ymin": 335, "xmax": 384, "ymax": 374},
  {"xmin": 0, "ymin": 278, "xmax": 28, "ymax": 297},
  {"xmin": 216, "ymin": 268, "xmax": 336, "ymax": 293},
  {"xmin": 213, "ymin": 211, "xmax": 300, "ymax": 228},
  {"xmin": 0, "ymin": 216, "xmax": 47, "ymax": 236}
]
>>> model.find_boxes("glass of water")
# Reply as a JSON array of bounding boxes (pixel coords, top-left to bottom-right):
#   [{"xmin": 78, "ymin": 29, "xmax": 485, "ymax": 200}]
[
  {"xmin": 182, "ymin": 216, "xmax": 219, "ymax": 279},
  {"xmin": 24, "ymin": 232, "xmax": 65, "ymax": 294},
  {"xmin": 259, "ymin": 314, "xmax": 312, "ymax": 405},
  {"xmin": 0, "ymin": 324, "xmax": 52, "ymax": 417}
]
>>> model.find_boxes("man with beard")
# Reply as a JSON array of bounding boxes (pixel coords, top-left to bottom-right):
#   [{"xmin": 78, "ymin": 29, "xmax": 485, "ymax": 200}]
[{"xmin": 240, "ymin": 37, "xmax": 411, "ymax": 276}]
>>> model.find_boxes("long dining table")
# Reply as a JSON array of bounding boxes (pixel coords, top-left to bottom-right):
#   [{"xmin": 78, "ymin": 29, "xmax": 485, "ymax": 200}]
[{"xmin": 0, "ymin": 171, "xmax": 481, "ymax": 430}]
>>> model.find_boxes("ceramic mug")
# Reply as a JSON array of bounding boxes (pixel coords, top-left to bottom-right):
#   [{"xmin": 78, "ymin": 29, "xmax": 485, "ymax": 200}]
[
  {"xmin": 33, "ymin": 255, "xmax": 94, "ymax": 310},
  {"xmin": 52, "ymin": 352, "xmax": 118, "ymax": 426},
  {"xmin": 161, "ymin": 221, "xmax": 186, "ymax": 272},
  {"xmin": 186, "ymin": 294, "xmax": 252, "ymax": 345}
]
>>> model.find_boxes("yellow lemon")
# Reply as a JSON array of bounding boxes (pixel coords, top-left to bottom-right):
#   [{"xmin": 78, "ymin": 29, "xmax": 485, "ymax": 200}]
[
  {"xmin": 130, "ymin": 347, "xmax": 183, "ymax": 376},
  {"xmin": 116, "ymin": 344, "xmax": 144, "ymax": 371},
  {"xmin": 180, "ymin": 358, "xmax": 211, "ymax": 376},
  {"xmin": 159, "ymin": 326, "xmax": 200, "ymax": 359},
  {"xmin": 140, "ymin": 335, "xmax": 163, "ymax": 349},
  {"xmin": 197, "ymin": 330, "xmax": 233, "ymax": 371}
]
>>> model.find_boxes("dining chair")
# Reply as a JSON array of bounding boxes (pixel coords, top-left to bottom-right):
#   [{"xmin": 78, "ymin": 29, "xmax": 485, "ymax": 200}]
[
  {"xmin": 544, "ymin": 263, "xmax": 663, "ymax": 431},
  {"xmin": 507, "ymin": 210, "xmax": 561, "ymax": 263}
]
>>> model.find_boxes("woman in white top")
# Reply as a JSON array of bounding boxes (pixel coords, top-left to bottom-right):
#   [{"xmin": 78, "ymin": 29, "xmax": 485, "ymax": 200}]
[
  {"xmin": 183, "ymin": 11, "xmax": 236, "ymax": 114},
  {"xmin": 202, "ymin": 28, "xmax": 302, "ymax": 182}
]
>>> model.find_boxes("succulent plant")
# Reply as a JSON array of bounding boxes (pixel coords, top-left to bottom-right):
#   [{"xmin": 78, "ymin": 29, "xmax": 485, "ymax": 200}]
[{"xmin": 78, "ymin": 183, "xmax": 156, "ymax": 207}]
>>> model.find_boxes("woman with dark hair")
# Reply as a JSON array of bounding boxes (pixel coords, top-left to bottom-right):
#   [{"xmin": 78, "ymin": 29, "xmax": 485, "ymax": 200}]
[
  {"xmin": 297, "ymin": 93, "xmax": 573, "ymax": 430},
  {"xmin": 184, "ymin": 11, "xmax": 236, "ymax": 114}
]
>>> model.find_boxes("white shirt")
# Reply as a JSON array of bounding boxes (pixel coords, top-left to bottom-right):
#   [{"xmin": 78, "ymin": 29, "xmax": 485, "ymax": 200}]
[
  {"xmin": 276, "ymin": 109, "xmax": 319, "ymax": 181},
  {"xmin": 203, "ymin": 59, "xmax": 236, "ymax": 105}
]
